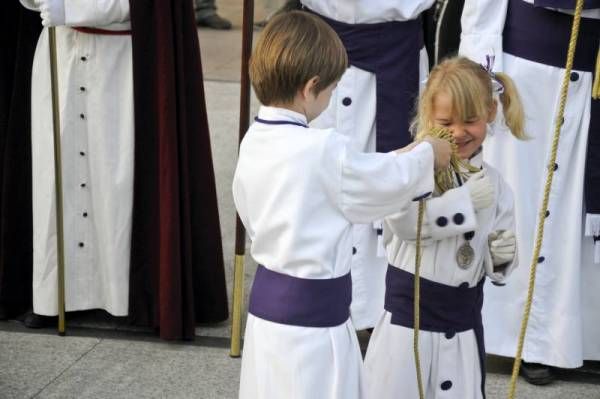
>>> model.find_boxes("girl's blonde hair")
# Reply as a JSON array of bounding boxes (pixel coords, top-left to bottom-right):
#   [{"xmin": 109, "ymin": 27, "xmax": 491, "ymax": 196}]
[{"xmin": 414, "ymin": 56, "xmax": 526, "ymax": 140}]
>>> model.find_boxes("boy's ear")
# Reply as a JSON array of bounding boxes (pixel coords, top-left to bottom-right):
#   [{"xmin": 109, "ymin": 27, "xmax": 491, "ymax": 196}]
[
  {"xmin": 301, "ymin": 76, "xmax": 320, "ymax": 99},
  {"xmin": 487, "ymin": 99, "xmax": 498, "ymax": 123}
]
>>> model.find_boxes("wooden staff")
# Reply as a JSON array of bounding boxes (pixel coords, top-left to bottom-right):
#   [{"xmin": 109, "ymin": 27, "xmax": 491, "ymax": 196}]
[
  {"xmin": 48, "ymin": 27, "xmax": 67, "ymax": 336},
  {"xmin": 230, "ymin": 0, "xmax": 255, "ymax": 358}
]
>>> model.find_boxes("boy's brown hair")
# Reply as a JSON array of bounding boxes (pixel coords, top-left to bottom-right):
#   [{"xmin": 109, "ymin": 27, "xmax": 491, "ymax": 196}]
[{"xmin": 249, "ymin": 11, "xmax": 348, "ymax": 106}]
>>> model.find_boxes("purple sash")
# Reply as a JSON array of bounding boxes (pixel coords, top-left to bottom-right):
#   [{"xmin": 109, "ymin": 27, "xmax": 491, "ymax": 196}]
[
  {"xmin": 504, "ymin": 0, "xmax": 600, "ymax": 72},
  {"xmin": 384, "ymin": 266, "xmax": 486, "ymax": 398},
  {"xmin": 248, "ymin": 265, "xmax": 352, "ymax": 327},
  {"xmin": 307, "ymin": 9, "xmax": 423, "ymax": 152},
  {"xmin": 534, "ymin": 0, "xmax": 600, "ymax": 9}
]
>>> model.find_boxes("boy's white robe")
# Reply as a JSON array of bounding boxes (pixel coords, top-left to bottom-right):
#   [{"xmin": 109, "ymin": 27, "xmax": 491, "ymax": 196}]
[
  {"xmin": 460, "ymin": 0, "xmax": 600, "ymax": 368},
  {"xmin": 20, "ymin": 0, "xmax": 133, "ymax": 316},
  {"xmin": 233, "ymin": 106, "xmax": 434, "ymax": 399},
  {"xmin": 365, "ymin": 158, "xmax": 517, "ymax": 399},
  {"xmin": 303, "ymin": 0, "xmax": 436, "ymax": 330}
]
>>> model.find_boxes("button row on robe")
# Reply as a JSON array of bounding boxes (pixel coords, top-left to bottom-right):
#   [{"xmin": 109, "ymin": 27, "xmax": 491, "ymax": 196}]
[
  {"xmin": 440, "ymin": 380, "xmax": 452, "ymax": 390},
  {"xmin": 342, "ymin": 97, "xmax": 352, "ymax": 106},
  {"xmin": 570, "ymin": 72, "xmax": 579, "ymax": 82}
]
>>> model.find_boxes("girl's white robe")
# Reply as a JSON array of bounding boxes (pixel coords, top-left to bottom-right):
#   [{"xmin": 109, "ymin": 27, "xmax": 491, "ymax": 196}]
[
  {"xmin": 20, "ymin": 0, "xmax": 133, "ymax": 316},
  {"xmin": 365, "ymin": 159, "xmax": 517, "ymax": 399},
  {"xmin": 233, "ymin": 106, "xmax": 434, "ymax": 399},
  {"xmin": 460, "ymin": 0, "xmax": 600, "ymax": 368}
]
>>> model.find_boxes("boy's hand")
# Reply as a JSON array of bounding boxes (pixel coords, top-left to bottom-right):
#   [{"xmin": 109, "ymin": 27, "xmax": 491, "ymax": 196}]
[
  {"xmin": 465, "ymin": 171, "xmax": 494, "ymax": 210},
  {"xmin": 37, "ymin": 0, "xmax": 66, "ymax": 27},
  {"xmin": 422, "ymin": 136, "xmax": 452, "ymax": 170},
  {"xmin": 489, "ymin": 230, "xmax": 516, "ymax": 265}
]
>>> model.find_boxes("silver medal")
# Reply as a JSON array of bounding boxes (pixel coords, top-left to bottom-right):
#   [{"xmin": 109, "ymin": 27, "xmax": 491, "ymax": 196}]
[{"xmin": 456, "ymin": 242, "xmax": 475, "ymax": 269}]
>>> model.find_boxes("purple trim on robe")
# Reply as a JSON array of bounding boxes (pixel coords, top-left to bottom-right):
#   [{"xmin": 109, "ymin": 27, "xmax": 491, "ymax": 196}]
[
  {"xmin": 248, "ymin": 265, "xmax": 352, "ymax": 327},
  {"xmin": 504, "ymin": 0, "xmax": 600, "ymax": 72},
  {"xmin": 384, "ymin": 266, "xmax": 486, "ymax": 398},
  {"xmin": 534, "ymin": 0, "xmax": 600, "ymax": 9},
  {"xmin": 306, "ymin": 8, "xmax": 423, "ymax": 152},
  {"xmin": 254, "ymin": 117, "xmax": 308, "ymax": 128}
]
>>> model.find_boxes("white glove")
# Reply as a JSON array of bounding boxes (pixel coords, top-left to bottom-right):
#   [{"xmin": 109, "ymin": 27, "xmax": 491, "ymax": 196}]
[
  {"xmin": 37, "ymin": 0, "xmax": 66, "ymax": 27},
  {"xmin": 489, "ymin": 230, "xmax": 516, "ymax": 265},
  {"xmin": 464, "ymin": 170, "xmax": 494, "ymax": 211}
]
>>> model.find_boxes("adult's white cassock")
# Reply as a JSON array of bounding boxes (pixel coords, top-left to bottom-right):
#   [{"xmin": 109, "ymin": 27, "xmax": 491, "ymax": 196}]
[
  {"xmin": 21, "ymin": 0, "xmax": 133, "ymax": 316},
  {"xmin": 234, "ymin": 107, "xmax": 434, "ymax": 399},
  {"xmin": 460, "ymin": 0, "xmax": 600, "ymax": 368},
  {"xmin": 365, "ymin": 156, "xmax": 517, "ymax": 399},
  {"xmin": 303, "ymin": 0, "xmax": 435, "ymax": 330}
]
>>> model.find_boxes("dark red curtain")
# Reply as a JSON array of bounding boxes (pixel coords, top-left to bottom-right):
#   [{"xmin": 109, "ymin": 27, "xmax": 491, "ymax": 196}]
[
  {"xmin": 0, "ymin": 3, "xmax": 41, "ymax": 318},
  {"xmin": 128, "ymin": 0, "xmax": 229, "ymax": 340}
]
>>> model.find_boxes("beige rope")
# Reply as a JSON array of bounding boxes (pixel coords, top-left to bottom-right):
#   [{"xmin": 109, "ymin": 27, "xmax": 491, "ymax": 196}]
[
  {"xmin": 413, "ymin": 199, "xmax": 426, "ymax": 399},
  {"xmin": 507, "ymin": 1, "xmax": 585, "ymax": 397}
]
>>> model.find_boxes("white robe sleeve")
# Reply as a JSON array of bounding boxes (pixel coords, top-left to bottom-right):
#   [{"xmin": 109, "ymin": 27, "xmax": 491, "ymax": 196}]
[
  {"xmin": 484, "ymin": 176, "xmax": 518, "ymax": 283},
  {"xmin": 459, "ymin": 0, "xmax": 508, "ymax": 70},
  {"xmin": 64, "ymin": 0, "xmax": 130, "ymax": 26},
  {"xmin": 384, "ymin": 185, "xmax": 477, "ymax": 244},
  {"xmin": 338, "ymin": 141, "xmax": 435, "ymax": 224}
]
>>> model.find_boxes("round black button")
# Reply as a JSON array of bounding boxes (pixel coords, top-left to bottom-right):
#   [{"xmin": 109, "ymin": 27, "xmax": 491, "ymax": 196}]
[
  {"xmin": 464, "ymin": 231, "xmax": 475, "ymax": 240},
  {"xmin": 83, "ymin": 212, "xmax": 88, "ymax": 217},
  {"xmin": 80, "ymin": 183, "xmax": 86, "ymax": 188},
  {"xmin": 459, "ymin": 282, "xmax": 469, "ymax": 289},
  {"xmin": 538, "ymin": 256, "xmax": 545, "ymax": 263},
  {"xmin": 560, "ymin": 116, "xmax": 565, "ymax": 126},
  {"xmin": 80, "ymin": 151, "xmax": 85, "ymax": 156},
  {"xmin": 453, "ymin": 213, "xmax": 465, "ymax": 225},
  {"xmin": 553, "ymin": 163, "xmax": 558, "ymax": 171},
  {"xmin": 445, "ymin": 331, "xmax": 455, "ymax": 339},
  {"xmin": 80, "ymin": 113, "xmax": 85, "ymax": 119},
  {"xmin": 570, "ymin": 72, "xmax": 579, "ymax": 82},
  {"xmin": 545, "ymin": 210, "xmax": 550, "ymax": 218},
  {"xmin": 80, "ymin": 86, "xmax": 86, "ymax": 92},
  {"xmin": 81, "ymin": 56, "xmax": 87, "ymax": 61},
  {"xmin": 441, "ymin": 380, "xmax": 453, "ymax": 390},
  {"xmin": 436, "ymin": 216, "xmax": 448, "ymax": 227},
  {"xmin": 352, "ymin": 247, "xmax": 357, "ymax": 255},
  {"xmin": 78, "ymin": 242, "xmax": 84, "ymax": 248},
  {"xmin": 342, "ymin": 97, "xmax": 352, "ymax": 106}
]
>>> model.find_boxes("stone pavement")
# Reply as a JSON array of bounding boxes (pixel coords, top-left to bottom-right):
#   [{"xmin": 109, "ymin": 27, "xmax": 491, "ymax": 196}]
[{"xmin": 2, "ymin": 2, "xmax": 600, "ymax": 398}]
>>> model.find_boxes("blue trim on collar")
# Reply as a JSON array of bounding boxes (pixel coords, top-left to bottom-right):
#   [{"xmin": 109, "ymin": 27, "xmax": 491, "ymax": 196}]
[{"xmin": 254, "ymin": 117, "xmax": 308, "ymax": 128}]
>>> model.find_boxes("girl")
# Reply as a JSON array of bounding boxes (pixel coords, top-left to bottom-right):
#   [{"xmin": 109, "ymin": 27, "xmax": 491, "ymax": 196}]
[{"xmin": 364, "ymin": 56, "xmax": 526, "ymax": 399}]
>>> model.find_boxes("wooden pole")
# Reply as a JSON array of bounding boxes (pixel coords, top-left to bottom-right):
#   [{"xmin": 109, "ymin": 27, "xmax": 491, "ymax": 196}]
[
  {"xmin": 230, "ymin": 0, "xmax": 255, "ymax": 358},
  {"xmin": 48, "ymin": 27, "xmax": 67, "ymax": 336}
]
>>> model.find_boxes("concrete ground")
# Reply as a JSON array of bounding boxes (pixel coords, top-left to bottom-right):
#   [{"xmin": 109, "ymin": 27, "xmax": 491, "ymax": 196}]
[{"xmin": 2, "ymin": 1, "xmax": 600, "ymax": 398}]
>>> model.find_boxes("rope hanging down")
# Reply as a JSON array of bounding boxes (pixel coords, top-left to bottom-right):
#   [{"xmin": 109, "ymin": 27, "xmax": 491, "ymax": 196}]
[
  {"xmin": 508, "ymin": 0, "xmax": 585, "ymax": 397},
  {"xmin": 412, "ymin": 127, "xmax": 473, "ymax": 399}
]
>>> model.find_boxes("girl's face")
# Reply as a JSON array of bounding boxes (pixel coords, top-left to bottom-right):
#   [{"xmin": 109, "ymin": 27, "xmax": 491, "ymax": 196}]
[{"xmin": 432, "ymin": 92, "xmax": 495, "ymax": 160}]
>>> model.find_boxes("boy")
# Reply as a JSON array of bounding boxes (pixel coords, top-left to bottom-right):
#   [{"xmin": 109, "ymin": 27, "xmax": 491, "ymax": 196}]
[{"xmin": 233, "ymin": 11, "xmax": 451, "ymax": 398}]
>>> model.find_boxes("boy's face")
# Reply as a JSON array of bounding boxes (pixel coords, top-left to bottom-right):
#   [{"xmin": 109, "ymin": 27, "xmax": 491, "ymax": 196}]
[
  {"xmin": 432, "ymin": 92, "xmax": 493, "ymax": 160},
  {"xmin": 305, "ymin": 82, "xmax": 337, "ymax": 122}
]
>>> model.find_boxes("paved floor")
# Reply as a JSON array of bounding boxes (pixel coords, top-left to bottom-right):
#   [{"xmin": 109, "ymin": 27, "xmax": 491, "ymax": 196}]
[{"xmin": 2, "ymin": 1, "xmax": 600, "ymax": 398}]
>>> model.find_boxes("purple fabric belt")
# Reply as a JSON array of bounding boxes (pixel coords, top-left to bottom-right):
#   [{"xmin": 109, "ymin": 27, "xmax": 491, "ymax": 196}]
[
  {"xmin": 534, "ymin": 0, "xmax": 600, "ymax": 9},
  {"xmin": 307, "ymin": 8, "xmax": 423, "ymax": 152},
  {"xmin": 248, "ymin": 265, "xmax": 352, "ymax": 327},
  {"xmin": 504, "ymin": 0, "xmax": 600, "ymax": 214},
  {"xmin": 504, "ymin": 0, "xmax": 600, "ymax": 72},
  {"xmin": 384, "ymin": 266, "xmax": 486, "ymax": 398}
]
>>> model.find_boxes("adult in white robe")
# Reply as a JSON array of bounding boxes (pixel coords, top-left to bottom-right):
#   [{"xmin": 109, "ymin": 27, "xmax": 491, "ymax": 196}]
[
  {"xmin": 365, "ymin": 155, "xmax": 517, "ymax": 399},
  {"xmin": 460, "ymin": 0, "xmax": 600, "ymax": 371},
  {"xmin": 20, "ymin": 0, "xmax": 133, "ymax": 317},
  {"xmin": 234, "ymin": 106, "xmax": 435, "ymax": 399},
  {"xmin": 302, "ymin": 0, "xmax": 436, "ymax": 330}
]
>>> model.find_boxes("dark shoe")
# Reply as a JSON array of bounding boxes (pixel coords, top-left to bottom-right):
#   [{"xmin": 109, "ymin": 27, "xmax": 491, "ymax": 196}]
[
  {"xmin": 24, "ymin": 313, "xmax": 57, "ymax": 329},
  {"xmin": 520, "ymin": 361, "xmax": 554, "ymax": 385},
  {"xmin": 196, "ymin": 14, "xmax": 232, "ymax": 30}
]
